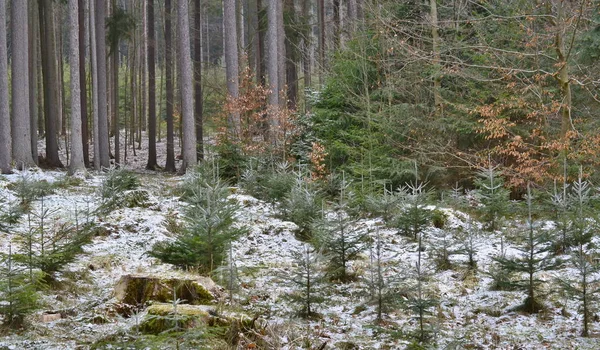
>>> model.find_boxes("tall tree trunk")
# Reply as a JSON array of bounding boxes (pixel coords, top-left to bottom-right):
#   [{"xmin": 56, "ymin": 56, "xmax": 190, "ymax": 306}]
[
  {"xmin": 164, "ymin": 0, "xmax": 176, "ymax": 172},
  {"xmin": 267, "ymin": 0, "xmax": 280, "ymax": 133},
  {"xmin": 95, "ymin": 0, "xmax": 110, "ymax": 169},
  {"xmin": 224, "ymin": 0, "xmax": 241, "ymax": 137},
  {"xmin": 250, "ymin": 0, "xmax": 265, "ymax": 85},
  {"xmin": 317, "ymin": 0, "xmax": 325, "ymax": 85},
  {"xmin": 430, "ymin": 0, "xmax": 442, "ymax": 116},
  {"xmin": 193, "ymin": 0, "xmax": 204, "ymax": 160},
  {"xmin": 276, "ymin": 0, "xmax": 285, "ymax": 107},
  {"xmin": 178, "ymin": 0, "xmax": 197, "ymax": 173},
  {"xmin": 39, "ymin": 0, "xmax": 64, "ymax": 168},
  {"xmin": 11, "ymin": 1, "xmax": 35, "ymax": 169},
  {"xmin": 146, "ymin": 0, "xmax": 158, "ymax": 169},
  {"xmin": 79, "ymin": 0, "xmax": 89, "ymax": 167},
  {"xmin": 284, "ymin": 0, "xmax": 297, "ymax": 110},
  {"xmin": 69, "ymin": 0, "xmax": 85, "ymax": 173},
  {"xmin": 301, "ymin": 0, "xmax": 311, "ymax": 92},
  {"xmin": 112, "ymin": 40, "xmax": 120, "ymax": 166},
  {"xmin": 90, "ymin": 0, "xmax": 100, "ymax": 168},
  {"xmin": 57, "ymin": 5, "xmax": 66, "ymax": 137},
  {"xmin": 555, "ymin": 0, "xmax": 574, "ymax": 142},
  {"xmin": 29, "ymin": 1, "xmax": 38, "ymax": 163},
  {"xmin": 0, "ymin": 0, "xmax": 10, "ymax": 173}
]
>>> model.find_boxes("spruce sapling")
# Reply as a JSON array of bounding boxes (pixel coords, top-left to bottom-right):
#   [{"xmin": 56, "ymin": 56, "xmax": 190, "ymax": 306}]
[
  {"xmin": 313, "ymin": 177, "xmax": 365, "ymax": 283},
  {"xmin": 394, "ymin": 181, "xmax": 431, "ymax": 241},
  {"xmin": 473, "ymin": 163, "xmax": 510, "ymax": 232},
  {"xmin": 150, "ymin": 169, "xmax": 246, "ymax": 275},
  {"xmin": 286, "ymin": 244, "xmax": 325, "ymax": 318},
  {"xmin": 493, "ymin": 183, "xmax": 561, "ymax": 313},
  {"xmin": 557, "ymin": 171, "xmax": 600, "ymax": 337},
  {"xmin": 0, "ymin": 246, "xmax": 41, "ymax": 328}
]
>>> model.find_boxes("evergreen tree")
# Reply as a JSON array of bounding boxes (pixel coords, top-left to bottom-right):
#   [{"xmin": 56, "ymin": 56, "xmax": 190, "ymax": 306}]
[
  {"xmin": 285, "ymin": 244, "xmax": 325, "ymax": 318},
  {"xmin": 557, "ymin": 172, "xmax": 600, "ymax": 337},
  {"xmin": 313, "ymin": 179, "xmax": 365, "ymax": 282},
  {"xmin": 493, "ymin": 183, "xmax": 561, "ymax": 313},
  {"xmin": 394, "ymin": 181, "xmax": 431, "ymax": 241},
  {"xmin": 0, "ymin": 246, "xmax": 40, "ymax": 328},
  {"xmin": 474, "ymin": 164, "xmax": 511, "ymax": 232},
  {"xmin": 150, "ymin": 168, "xmax": 246, "ymax": 275}
]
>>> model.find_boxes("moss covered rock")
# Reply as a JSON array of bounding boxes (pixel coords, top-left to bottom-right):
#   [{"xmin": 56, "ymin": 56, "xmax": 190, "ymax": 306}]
[{"xmin": 114, "ymin": 273, "xmax": 220, "ymax": 311}]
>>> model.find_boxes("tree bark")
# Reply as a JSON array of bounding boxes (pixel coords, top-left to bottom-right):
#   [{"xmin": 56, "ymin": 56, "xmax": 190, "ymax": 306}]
[
  {"xmin": 267, "ymin": 0, "xmax": 280, "ymax": 132},
  {"xmin": 194, "ymin": 0, "xmax": 204, "ymax": 160},
  {"xmin": 95, "ymin": 0, "xmax": 111, "ymax": 169},
  {"xmin": 317, "ymin": 0, "xmax": 325, "ymax": 85},
  {"xmin": 178, "ymin": 0, "xmax": 197, "ymax": 173},
  {"xmin": 301, "ymin": 0, "xmax": 311, "ymax": 92},
  {"xmin": 28, "ymin": 1, "xmax": 38, "ymax": 164},
  {"xmin": 79, "ymin": 0, "xmax": 89, "ymax": 167},
  {"xmin": 90, "ymin": 0, "xmax": 101, "ymax": 168},
  {"xmin": 39, "ymin": 0, "xmax": 64, "ymax": 168},
  {"xmin": 164, "ymin": 0, "xmax": 176, "ymax": 172},
  {"xmin": 12, "ymin": 1, "xmax": 35, "ymax": 169},
  {"xmin": 430, "ymin": 0, "xmax": 442, "ymax": 116},
  {"xmin": 284, "ymin": 0, "xmax": 298, "ymax": 110},
  {"xmin": 224, "ymin": 0, "xmax": 241, "ymax": 137},
  {"xmin": 69, "ymin": 0, "xmax": 85, "ymax": 173},
  {"xmin": 146, "ymin": 0, "xmax": 158, "ymax": 170},
  {"xmin": 0, "ymin": 0, "xmax": 10, "ymax": 173}
]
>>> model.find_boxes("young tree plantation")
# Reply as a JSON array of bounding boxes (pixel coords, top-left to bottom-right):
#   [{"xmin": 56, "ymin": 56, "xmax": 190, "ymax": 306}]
[{"xmin": 3, "ymin": 0, "xmax": 600, "ymax": 348}]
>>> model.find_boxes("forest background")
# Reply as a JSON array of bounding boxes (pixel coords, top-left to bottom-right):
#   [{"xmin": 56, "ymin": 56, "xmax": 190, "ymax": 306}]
[{"xmin": 2, "ymin": 0, "xmax": 600, "ymax": 191}]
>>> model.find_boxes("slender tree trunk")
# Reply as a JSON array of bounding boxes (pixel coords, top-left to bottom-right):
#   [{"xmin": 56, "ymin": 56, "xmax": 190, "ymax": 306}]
[
  {"xmin": 284, "ymin": 0, "xmax": 298, "ymax": 110},
  {"xmin": 95, "ymin": 0, "xmax": 110, "ymax": 169},
  {"xmin": 430, "ymin": 0, "xmax": 442, "ymax": 116},
  {"xmin": 146, "ymin": 0, "xmax": 158, "ymax": 169},
  {"xmin": 276, "ymin": 0, "xmax": 285, "ymax": 107},
  {"xmin": 178, "ymin": 0, "xmax": 197, "ymax": 173},
  {"xmin": 79, "ymin": 0, "xmax": 89, "ymax": 167},
  {"xmin": 317, "ymin": 0, "xmax": 325, "ymax": 85},
  {"xmin": 224, "ymin": 0, "xmax": 241, "ymax": 137},
  {"xmin": 69, "ymin": 0, "xmax": 85, "ymax": 173},
  {"xmin": 301, "ymin": 0, "xmax": 311, "ymax": 92},
  {"xmin": 39, "ymin": 0, "xmax": 64, "ymax": 167},
  {"xmin": 0, "ymin": 0, "xmax": 10, "ymax": 173},
  {"xmin": 267, "ymin": 0, "xmax": 280, "ymax": 134},
  {"xmin": 112, "ymin": 42, "xmax": 120, "ymax": 166},
  {"xmin": 164, "ymin": 0, "xmax": 176, "ymax": 172},
  {"xmin": 141, "ymin": 0, "xmax": 148, "ymax": 133},
  {"xmin": 332, "ymin": 0, "xmax": 340, "ymax": 50},
  {"xmin": 90, "ymin": 0, "xmax": 100, "ymax": 168},
  {"xmin": 194, "ymin": 0, "xmax": 204, "ymax": 160},
  {"xmin": 57, "ymin": 5, "xmax": 66, "ymax": 137},
  {"xmin": 29, "ymin": 1, "xmax": 38, "ymax": 163},
  {"xmin": 11, "ymin": 1, "xmax": 35, "ymax": 169}
]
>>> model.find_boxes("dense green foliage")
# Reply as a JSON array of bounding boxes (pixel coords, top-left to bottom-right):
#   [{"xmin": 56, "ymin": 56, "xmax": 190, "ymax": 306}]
[{"xmin": 151, "ymin": 166, "xmax": 246, "ymax": 274}]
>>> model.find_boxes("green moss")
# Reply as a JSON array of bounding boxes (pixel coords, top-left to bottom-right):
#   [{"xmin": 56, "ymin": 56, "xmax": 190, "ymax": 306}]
[
  {"xmin": 138, "ymin": 304, "xmax": 212, "ymax": 335},
  {"xmin": 114, "ymin": 275, "xmax": 216, "ymax": 309}
]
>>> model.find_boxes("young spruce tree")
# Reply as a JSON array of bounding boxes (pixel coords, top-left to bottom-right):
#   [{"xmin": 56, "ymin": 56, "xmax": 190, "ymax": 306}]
[
  {"xmin": 493, "ymin": 183, "xmax": 560, "ymax": 313},
  {"xmin": 557, "ymin": 172, "xmax": 600, "ymax": 337}
]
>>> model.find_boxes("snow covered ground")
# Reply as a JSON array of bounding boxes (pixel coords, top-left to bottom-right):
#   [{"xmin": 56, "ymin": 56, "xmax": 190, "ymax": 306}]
[{"xmin": 1, "ymin": 163, "xmax": 600, "ymax": 348}]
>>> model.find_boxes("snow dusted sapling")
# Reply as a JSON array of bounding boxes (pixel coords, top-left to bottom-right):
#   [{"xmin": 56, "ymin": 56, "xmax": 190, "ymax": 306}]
[
  {"xmin": 394, "ymin": 181, "xmax": 431, "ymax": 241},
  {"xmin": 281, "ymin": 173, "xmax": 323, "ymax": 240},
  {"xmin": 313, "ymin": 178, "xmax": 365, "ymax": 282},
  {"xmin": 0, "ymin": 246, "xmax": 40, "ymax": 328},
  {"xmin": 557, "ymin": 172, "xmax": 600, "ymax": 337},
  {"xmin": 285, "ymin": 244, "xmax": 325, "ymax": 318},
  {"xmin": 493, "ymin": 183, "xmax": 561, "ymax": 313},
  {"xmin": 150, "ymin": 166, "xmax": 246, "ymax": 275},
  {"xmin": 474, "ymin": 163, "xmax": 510, "ymax": 232}
]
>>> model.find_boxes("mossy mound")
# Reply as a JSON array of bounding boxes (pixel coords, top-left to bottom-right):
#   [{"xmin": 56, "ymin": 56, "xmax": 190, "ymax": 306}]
[
  {"xmin": 114, "ymin": 273, "xmax": 220, "ymax": 311},
  {"xmin": 138, "ymin": 303, "xmax": 213, "ymax": 334}
]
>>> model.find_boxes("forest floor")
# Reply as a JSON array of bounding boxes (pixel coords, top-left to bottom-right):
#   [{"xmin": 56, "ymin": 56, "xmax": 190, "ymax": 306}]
[{"xmin": 0, "ymin": 134, "xmax": 600, "ymax": 349}]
